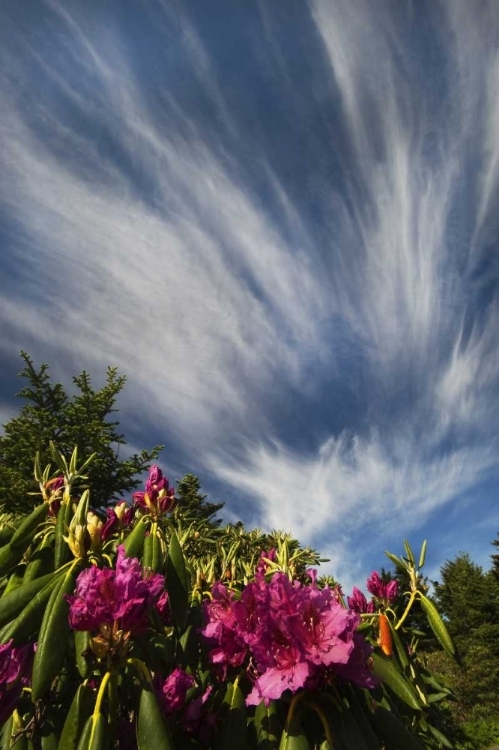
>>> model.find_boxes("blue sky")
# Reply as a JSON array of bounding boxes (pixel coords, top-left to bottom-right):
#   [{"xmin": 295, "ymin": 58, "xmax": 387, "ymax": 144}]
[{"xmin": 1, "ymin": 0, "xmax": 499, "ymax": 592}]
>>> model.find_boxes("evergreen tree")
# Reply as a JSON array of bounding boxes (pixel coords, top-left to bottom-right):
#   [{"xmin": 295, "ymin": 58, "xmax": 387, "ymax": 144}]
[
  {"xmin": 491, "ymin": 532, "xmax": 499, "ymax": 582},
  {"xmin": 428, "ymin": 552, "xmax": 499, "ymax": 743},
  {"xmin": 0, "ymin": 352, "xmax": 163, "ymax": 514},
  {"xmin": 174, "ymin": 473, "xmax": 224, "ymax": 527}
]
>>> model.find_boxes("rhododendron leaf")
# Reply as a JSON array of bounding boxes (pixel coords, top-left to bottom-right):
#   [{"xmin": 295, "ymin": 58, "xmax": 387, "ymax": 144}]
[
  {"xmin": 74, "ymin": 630, "xmax": 90, "ymax": 679},
  {"xmin": 24, "ymin": 536, "xmax": 53, "ymax": 582},
  {"xmin": 428, "ymin": 723, "xmax": 453, "ymax": 748},
  {"xmin": 2, "ymin": 567, "xmax": 25, "ymax": 600},
  {"xmin": 9, "ymin": 503, "xmax": 49, "ymax": 550},
  {"xmin": 0, "ymin": 570, "xmax": 63, "ymax": 645},
  {"xmin": 388, "ymin": 619, "xmax": 409, "ymax": 672},
  {"xmin": 0, "ymin": 542, "xmax": 25, "ymax": 577},
  {"xmin": 0, "ymin": 713, "xmax": 14, "ymax": 750},
  {"xmin": 418, "ymin": 540, "xmax": 427, "ymax": 569},
  {"xmin": 41, "ymin": 732, "xmax": 58, "ymax": 749},
  {"xmin": 54, "ymin": 500, "xmax": 73, "ymax": 570},
  {"xmin": 278, "ymin": 714, "xmax": 310, "ymax": 750},
  {"xmin": 419, "ymin": 595, "xmax": 457, "ymax": 660},
  {"xmin": 218, "ymin": 683, "xmax": 247, "ymax": 750},
  {"xmin": 32, "ymin": 563, "xmax": 80, "ymax": 701},
  {"xmin": 58, "ymin": 684, "xmax": 93, "ymax": 750},
  {"xmin": 384, "ymin": 551, "xmax": 407, "ymax": 571},
  {"xmin": 343, "ymin": 688, "xmax": 380, "ymax": 750},
  {"xmin": 0, "ymin": 571, "xmax": 56, "ymax": 630},
  {"xmin": 76, "ymin": 713, "xmax": 107, "ymax": 750},
  {"xmin": 403, "ymin": 540, "xmax": 415, "ymax": 566},
  {"xmin": 254, "ymin": 699, "xmax": 280, "ymax": 749},
  {"xmin": 137, "ymin": 685, "xmax": 174, "ymax": 750},
  {"xmin": 122, "ymin": 516, "xmax": 147, "ymax": 559},
  {"xmin": 370, "ymin": 706, "xmax": 423, "ymax": 750},
  {"xmin": 371, "ymin": 652, "xmax": 421, "ymax": 710},
  {"xmin": 0, "ymin": 525, "xmax": 15, "ymax": 546},
  {"xmin": 167, "ymin": 531, "xmax": 189, "ymax": 630}
]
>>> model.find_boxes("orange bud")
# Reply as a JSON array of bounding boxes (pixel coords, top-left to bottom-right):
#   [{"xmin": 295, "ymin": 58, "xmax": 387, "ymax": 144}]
[{"xmin": 379, "ymin": 613, "xmax": 393, "ymax": 656}]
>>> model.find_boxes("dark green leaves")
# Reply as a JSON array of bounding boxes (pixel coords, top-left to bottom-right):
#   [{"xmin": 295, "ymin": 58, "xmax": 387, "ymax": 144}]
[
  {"xmin": 371, "ymin": 652, "xmax": 422, "ymax": 710},
  {"xmin": 137, "ymin": 685, "xmax": 174, "ymax": 750}
]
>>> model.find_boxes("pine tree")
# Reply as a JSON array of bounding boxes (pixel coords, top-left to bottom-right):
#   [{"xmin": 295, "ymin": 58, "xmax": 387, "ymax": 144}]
[
  {"xmin": 428, "ymin": 552, "xmax": 499, "ymax": 736},
  {"xmin": 0, "ymin": 352, "xmax": 163, "ymax": 514}
]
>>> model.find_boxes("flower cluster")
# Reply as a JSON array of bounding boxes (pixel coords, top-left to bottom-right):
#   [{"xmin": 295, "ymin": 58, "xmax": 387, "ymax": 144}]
[
  {"xmin": 202, "ymin": 570, "xmax": 376, "ymax": 706},
  {"xmin": 0, "ymin": 640, "xmax": 35, "ymax": 724},
  {"xmin": 101, "ymin": 500, "xmax": 134, "ymax": 541},
  {"xmin": 348, "ymin": 571, "xmax": 398, "ymax": 613},
  {"xmin": 66, "ymin": 546, "xmax": 165, "ymax": 637},
  {"xmin": 132, "ymin": 465, "xmax": 176, "ymax": 518}
]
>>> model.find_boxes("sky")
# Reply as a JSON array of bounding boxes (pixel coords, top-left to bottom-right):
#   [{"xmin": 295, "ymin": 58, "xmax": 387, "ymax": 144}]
[{"xmin": 1, "ymin": 0, "xmax": 498, "ymax": 593}]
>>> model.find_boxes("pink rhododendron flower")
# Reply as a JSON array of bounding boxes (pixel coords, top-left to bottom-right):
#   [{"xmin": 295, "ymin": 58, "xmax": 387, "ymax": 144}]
[
  {"xmin": 203, "ymin": 571, "xmax": 374, "ymax": 706},
  {"xmin": 101, "ymin": 501, "xmax": 134, "ymax": 541},
  {"xmin": 66, "ymin": 546, "xmax": 164, "ymax": 634},
  {"xmin": 158, "ymin": 668, "xmax": 195, "ymax": 715},
  {"xmin": 133, "ymin": 465, "xmax": 176, "ymax": 518},
  {"xmin": 0, "ymin": 640, "xmax": 35, "ymax": 724},
  {"xmin": 366, "ymin": 572, "xmax": 398, "ymax": 604},
  {"xmin": 347, "ymin": 587, "xmax": 375, "ymax": 614}
]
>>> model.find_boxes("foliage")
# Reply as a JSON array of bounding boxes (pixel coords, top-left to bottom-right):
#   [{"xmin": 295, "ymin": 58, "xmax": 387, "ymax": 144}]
[
  {"xmin": 0, "ymin": 352, "xmax": 163, "ymax": 514},
  {"xmin": 426, "ymin": 553, "xmax": 499, "ymax": 748},
  {"xmin": 0, "ymin": 450, "xmax": 459, "ymax": 749}
]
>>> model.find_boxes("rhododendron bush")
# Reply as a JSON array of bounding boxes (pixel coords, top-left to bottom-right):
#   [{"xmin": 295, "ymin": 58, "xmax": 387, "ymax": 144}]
[{"xmin": 0, "ymin": 448, "xmax": 458, "ymax": 749}]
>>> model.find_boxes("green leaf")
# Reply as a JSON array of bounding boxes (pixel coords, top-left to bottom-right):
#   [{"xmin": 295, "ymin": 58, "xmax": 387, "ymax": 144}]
[
  {"xmin": 403, "ymin": 540, "xmax": 415, "ymax": 566},
  {"xmin": 0, "ymin": 571, "xmax": 56, "ymax": 630},
  {"xmin": 74, "ymin": 629, "xmax": 90, "ymax": 679},
  {"xmin": 31, "ymin": 563, "xmax": 80, "ymax": 700},
  {"xmin": 1, "ymin": 566, "xmax": 25, "ymax": 598},
  {"xmin": 428, "ymin": 724, "xmax": 453, "ymax": 748},
  {"xmin": 9, "ymin": 503, "xmax": 49, "ymax": 550},
  {"xmin": 370, "ymin": 706, "xmax": 423, "ymax": 750},
  {"xmin": 417, "ymin": 540, "xmax": 427, "ymax": 569},
  {"xmin": 58, "ymin": 684, "xmax": 94, "ymax": 750},
  {"xmin": 0, "ymin": 713, "xmax": 13, "ymax": 750},
  {"xmin": 167, "ymin": 530, "xmax": 190, "ymax": 630},
  {"xmin": 419, "ymin": 595, "xmax": 456, "ymax": 659},
  {"xmin": 254, "ymin": 700, "xmax": 281, "ymax": 750},
  {"xmin": 344, "ymin": 688, "xmax": 381, "ymax": 750},
  {"xmin": 24, "ymin": 536, "xmax": 53, "ymax": 582},
  {"xmin": 0, "ymin": 571, "xmax": 63, "ymax": 645},
  {"xmin": 122, "ymin": 516, "xmax": 147, "ymax": 559},
  {"xmin": 76, "ymin": 714, "xmax": 107, "ymax": 750},
  {"xmin": 384, "ymin": 551, "xmax": 408, "ymax": 571},
  {"xmin": 54, "ymin": 500, "xmax": 73, "ymax": 570},
  {"xmin": 137, "ymin": 685, "xmax": 174, "ymax": 750},
  {"xmin": 372, "ymin": 652, "xmax": 422, "ymax": 710},
  {"xmin": 278, "ymin": 714, "xmax": 310, "ymax": 750},
  {"xmin": 0, "ymin": 542, "xmax": 25, "ymax": 577},
  {"xmin": 389, "ymin": 620, "xmax": 409, "ymax": 672},
  {"xmin": 217, "ymin": 683, "xmax": 247, "ymax": 750}
]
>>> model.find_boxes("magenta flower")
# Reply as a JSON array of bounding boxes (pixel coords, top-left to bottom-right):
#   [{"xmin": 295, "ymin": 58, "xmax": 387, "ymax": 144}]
[
  {"xmin": 66, "ymin": 546, "xmax": 165, "ymax": 634},
  {"xmin": 101, "ymin": 501, "xmax": 134, "ymax": 541},
  {"xmin": 0, "ymin": 641, "xmax": 35, "ymax": 724},
  {"xmin": 133, "ymin": 465, "xmax": 176, "ymax": 518},
  {"xmin": 203, "ymin": 572, "xmax": 374, "ymax": 706},
  {"xmin": 347, "ymin": 587, "xmax": 375, "ymax": 614},
  {"xmin": 158, "ymin": 668, "xmax": 195, "ymax": 716},
  {"xmin": 366, "ymin": 572, "xmax": 398, "ymax": 604}
]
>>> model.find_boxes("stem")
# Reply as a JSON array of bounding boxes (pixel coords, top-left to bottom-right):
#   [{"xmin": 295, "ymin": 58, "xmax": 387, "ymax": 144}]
[
  {"xmin": 395, "ymin": 591, "xmax": 418, "ymax": 630},
  {"xmin": 127, "ymin": 657, "xmax": 153, "ymax": 685},
  {"xmin": 309, "ymin": 702, "xmax": 335, "ymax": 748},
  {"xmin": 286, "ymin": 692, "xmax": 303, "ymax": 726},
  {"xmin": 94, "ymin": 671, "xmax": 112, "ymax": 718}
]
